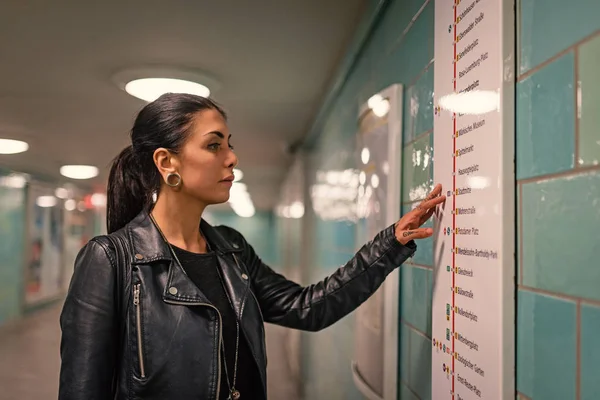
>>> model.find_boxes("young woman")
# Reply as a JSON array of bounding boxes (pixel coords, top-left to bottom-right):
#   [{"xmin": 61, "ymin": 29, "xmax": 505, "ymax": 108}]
[{"xmin": 58, "ymin": 93, "xmax": 445, "ymax": 400}]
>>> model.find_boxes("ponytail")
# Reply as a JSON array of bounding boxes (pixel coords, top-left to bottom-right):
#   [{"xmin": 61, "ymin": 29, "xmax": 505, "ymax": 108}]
[{"xmin": 107, "ymin": 146, "xmax": 152, "ymax": 234}]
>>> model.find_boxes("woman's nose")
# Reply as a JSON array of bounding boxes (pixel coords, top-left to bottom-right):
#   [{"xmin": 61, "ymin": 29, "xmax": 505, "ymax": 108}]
[{"xmin": 226, "ymin": 148, "xmax": 238, "ymax": 169}]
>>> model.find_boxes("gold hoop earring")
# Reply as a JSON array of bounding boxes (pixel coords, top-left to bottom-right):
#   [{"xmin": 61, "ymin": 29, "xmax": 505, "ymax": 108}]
[{"xmin": 165, "ymin": 172, "xmax": 182, "ymax": 188}]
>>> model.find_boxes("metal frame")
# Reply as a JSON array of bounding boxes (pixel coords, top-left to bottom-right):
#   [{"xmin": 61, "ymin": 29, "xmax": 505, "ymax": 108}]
[{"xmin": 351, "ymin": 83, "xmax": 403, "ymax": 400}]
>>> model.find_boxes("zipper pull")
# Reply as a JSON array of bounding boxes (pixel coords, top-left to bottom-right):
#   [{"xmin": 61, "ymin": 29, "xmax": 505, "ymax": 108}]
[{"xmin": 133, "ymin": 284, "xmax": 140, "ymax": 306}]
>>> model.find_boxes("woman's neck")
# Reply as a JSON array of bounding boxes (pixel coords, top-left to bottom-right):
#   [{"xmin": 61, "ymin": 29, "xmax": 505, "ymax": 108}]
[{"xmin": 150, "ymin": 191, "xmax": 208, "ymax": 253}]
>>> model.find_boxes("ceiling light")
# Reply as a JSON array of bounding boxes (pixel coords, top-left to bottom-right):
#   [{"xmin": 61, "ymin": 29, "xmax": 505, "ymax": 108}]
[
  {"xmin": 0, "ymin": 139, "xmax": 29, "ymax": 154},
  {"xmin": 55, "ymin": 187, "xmax": 70, "ymax": 199},
  {"xmin": 367, "ymin": 94, "xmax": 383, "ymax": 109},
  {"xmin": 125, "ymin": 78, "xmax": 210, "ymax": 102},
  {"xmin": 36, "ymin": 196, "xmax": 57, "ymax": 208},
  {"xmin": 372, "ymin": 99, "xmax": 390, "ymax": 117},
  {"xmin": 0, "ymin": 173, "xmax": 27, "ymax": 188},
  {"xmin": 233, "ymin": 168, "xmax": 244, "ymax": 182},
  {"xmin": 64, "ymin": 199, "xmax": 76, "ymax": 211},
  {"xmin": 91, "ymin": 193, "xmax": 107, "ymax": 207},
  {"xmin": 361, "ymin": 148, "xmax": 370, "ymax": 165},
  {"xmin": 60, "ymin": 165, "xmax": 99, "ymax": 180}
]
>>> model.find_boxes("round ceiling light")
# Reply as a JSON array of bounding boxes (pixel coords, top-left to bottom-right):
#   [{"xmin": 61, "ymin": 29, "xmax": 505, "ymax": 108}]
[
  {"xmin": 125, "ymin": 78, "xmax": 211, "ymax": 102},
  {"xmin": 60, "ymin": 165, "xmax": 99, "ymax": 180},
  {"xmin": 0, "ymin": 139, "xmax": 29, "ymax": 154}
]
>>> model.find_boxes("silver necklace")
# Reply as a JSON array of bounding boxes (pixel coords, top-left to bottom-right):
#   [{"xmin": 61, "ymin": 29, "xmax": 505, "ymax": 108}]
[{"xmin": 149, "ymin": 214, "xmax": 241, "ymax": 400}]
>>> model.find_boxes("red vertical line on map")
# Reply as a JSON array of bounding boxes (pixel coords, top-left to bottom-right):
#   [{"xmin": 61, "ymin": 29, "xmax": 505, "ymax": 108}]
[{"xmin": 452, "ymin": 1, "xmax": 458, "ymax": 398}]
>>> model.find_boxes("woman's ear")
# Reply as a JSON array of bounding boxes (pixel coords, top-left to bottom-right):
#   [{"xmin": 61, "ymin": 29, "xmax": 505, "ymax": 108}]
[{"xmin": 153, "ymin": 148, "xmax": 179, "ymax": 177}]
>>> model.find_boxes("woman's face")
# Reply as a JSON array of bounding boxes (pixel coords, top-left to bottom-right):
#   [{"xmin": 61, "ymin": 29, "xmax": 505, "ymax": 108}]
[{"xmin": 175, "ymin": 108, "xmax": 238, "ymax": 206}]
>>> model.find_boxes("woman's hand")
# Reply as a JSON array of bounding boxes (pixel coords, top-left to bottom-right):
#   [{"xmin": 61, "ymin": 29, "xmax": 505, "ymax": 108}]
[{"xmin": 395, "ymin": 183, "xmax": 446, "ymax": 245}]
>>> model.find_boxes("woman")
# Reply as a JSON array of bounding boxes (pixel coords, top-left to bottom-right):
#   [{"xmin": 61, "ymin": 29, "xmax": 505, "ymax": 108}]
[{"xmin": 58, "ymin": 93, "xmax": 445, "ymax": 400}]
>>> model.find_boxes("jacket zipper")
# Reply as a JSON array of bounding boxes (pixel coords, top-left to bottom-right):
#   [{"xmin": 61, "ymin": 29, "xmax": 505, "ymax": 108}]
[
  {"xmin": 163, "ymin": 299, "xmax": 223, "ymax": 400},
  {"xmin": 133, "ymin": 284, "xmax": 146, "ymax": 378}
]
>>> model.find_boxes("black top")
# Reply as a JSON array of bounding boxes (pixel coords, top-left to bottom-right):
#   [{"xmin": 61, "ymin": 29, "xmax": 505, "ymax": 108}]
[{"xmin": 172, "ymin": 245, "xmax": 261, "ymax": 400}]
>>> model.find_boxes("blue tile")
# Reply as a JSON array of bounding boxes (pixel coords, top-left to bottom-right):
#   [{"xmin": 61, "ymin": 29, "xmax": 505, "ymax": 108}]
[
  {"xmin": 408, "ymin": 329, "xmax": 432, "ymax": 400},
  {"xmin": 520, "ymin": 0, "xmax": 600, "ymax": 73},
  {"xmin": 581, "ymin": 304, "xmax": 600, "ymax": 400},
  {"xmin": 521, "ymin": 172, "xmax": 600, "ymax": 301},
  {"xmin": 401, "ymin": 265, "xmax": 431, "ymax": 334},
  {"xmin": 516, "ymin": 53, "xmax": 575, "ymax": 180},
  {"xmin": 516, "ymin": 290, "xmax": 576, "ymax": 399}
]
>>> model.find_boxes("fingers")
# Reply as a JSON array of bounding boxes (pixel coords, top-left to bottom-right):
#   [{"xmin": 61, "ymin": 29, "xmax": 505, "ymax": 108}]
[
  {"xmin": 419, "ymin": 194, "xmax": 446, "ymax": 212},
  {"xmin": 419, "ymin": 207, "xmax": 436, "ymax": 225},
  {"xmin": 397, "ymin": 228, "xmax": 434, "ymax": 244},
  {"xmin": 425, "ymin": 183, "xmax": 442, "ymax": 200}
]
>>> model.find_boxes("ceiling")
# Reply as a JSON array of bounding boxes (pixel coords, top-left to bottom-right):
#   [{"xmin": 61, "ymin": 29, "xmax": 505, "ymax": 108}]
[{"xmin": 0, "ymin": 0, "xmax": 366, "ymax": 210}]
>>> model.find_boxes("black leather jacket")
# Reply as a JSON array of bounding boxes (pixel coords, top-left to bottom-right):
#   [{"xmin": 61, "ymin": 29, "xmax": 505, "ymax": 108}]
[{"xmin": 58, "ymin": 211, "xmax": 416, "ymax": 400}]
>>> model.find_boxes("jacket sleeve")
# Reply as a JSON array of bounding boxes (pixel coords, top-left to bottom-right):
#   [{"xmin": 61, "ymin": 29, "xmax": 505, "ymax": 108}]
[
  {"xmin": 239, "ymin": 224, "xmax": 416, "ymax": 332},
  {"xmin": 58, "ymin": 239, "xmax": 118, "ymax": 400}
]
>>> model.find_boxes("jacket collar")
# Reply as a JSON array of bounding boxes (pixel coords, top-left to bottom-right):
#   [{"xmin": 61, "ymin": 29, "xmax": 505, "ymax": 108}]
[{"xmin": 127, "ymin": 210, "xmax": 241, "ymax": 264}]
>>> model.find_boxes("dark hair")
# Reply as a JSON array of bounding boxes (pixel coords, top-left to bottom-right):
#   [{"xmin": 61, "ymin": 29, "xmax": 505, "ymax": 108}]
[{"xmin": 107, "ymin": 93, "xmax": 227, "ymax": 234}]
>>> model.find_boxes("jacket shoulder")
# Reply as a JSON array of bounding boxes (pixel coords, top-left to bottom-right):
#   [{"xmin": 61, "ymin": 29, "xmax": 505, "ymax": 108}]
[{"xmin": 211, "ymin": 224, "xmax": 246, "ymax": 244}]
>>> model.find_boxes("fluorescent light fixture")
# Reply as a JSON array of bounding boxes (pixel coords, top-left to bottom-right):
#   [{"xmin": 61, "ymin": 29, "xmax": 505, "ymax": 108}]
[
  {"xmin": 36, "ymin": 196, "xmax": 57, "ymax": 208},
  {"xmin": 439, "ymin": 90, "xmax": 499, "ymax": 115},
  {"xmin": 233, "ymin": 168, "xmax": 244, "ymax": 182},
  {"xmin": 60, "ymin": 165, "xmax": 99, "ymax": 180},
  {"xmin": 125, "ymin": 78, "xmax": 210, "ymax": 102},
  {"xmin": 0, "ymin": 139, "xmax": 29, "ymax": 154}
]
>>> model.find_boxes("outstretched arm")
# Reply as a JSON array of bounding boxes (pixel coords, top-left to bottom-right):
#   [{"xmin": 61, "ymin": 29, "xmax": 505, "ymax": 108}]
[{"xmin": 244, "ymin": 184, "xmax": 445, "ymax": 332}]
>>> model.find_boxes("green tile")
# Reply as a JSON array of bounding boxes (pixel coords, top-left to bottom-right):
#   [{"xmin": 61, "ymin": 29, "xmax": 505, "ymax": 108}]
[
  {"xmin": 399, "ymin": 382, "xmax": 419, "ymax": 400},
  {"xmin": 520, "ymin": 0, "xmax": 600, "ymax": 73},
  {"xmin": 376, "ymin": 0, "xmax": 433, "ymax": 91},
  {"xmin": 581, "ymin": 304, "xmax": 600, "ymax": 400},
  {"xmin": 408, "ymin": 329, "xmax": 431, "ymax": 400},
  {"xmin": 521, "ymin": 172, "xmax": 600, "ymax": 300},
  {"xmin": 516, "ymin": 290, "xmax": 577, "ymax": 399},
  {"xmin": 399, "ymin": 322, "xmax": 410, "ymax": 382},
  {"xmin": 403, "ymin": 66, "xmax": 434, "ymax": 144},
  {"xmin": 402, "ymin": 132, "xmax": 433, "ymax": 202},
  {"xmin": 401, "ymin": 265, "xmax": 431, "ymax": 334},
  {"xmin": 578, "ymin": 35, "xmax": 600, "ymax": 166},
  {"xmin": 517, "ymin": 53, "xmax": 576, "ymax": 180}
]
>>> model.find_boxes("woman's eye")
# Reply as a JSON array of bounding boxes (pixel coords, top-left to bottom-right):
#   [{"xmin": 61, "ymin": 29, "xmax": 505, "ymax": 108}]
[
  {"xmin": 229, "ymin": 143, "xmax": 235, "ymax": 150},
  {"xmin": 208, "ymin": 143, "xmax": 220, "ymax": 151}
]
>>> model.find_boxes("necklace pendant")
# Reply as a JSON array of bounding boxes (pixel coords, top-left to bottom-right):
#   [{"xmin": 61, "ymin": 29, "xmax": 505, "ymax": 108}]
[{"xmin": 230, "ymin": 389, "xmax": 241, "ymax": 400}]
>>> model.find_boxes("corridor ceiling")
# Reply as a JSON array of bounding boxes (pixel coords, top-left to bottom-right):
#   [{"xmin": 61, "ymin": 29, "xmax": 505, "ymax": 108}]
[{"xmin": 0, "ymin": 0, "xmax": 366, "ymax": 210}]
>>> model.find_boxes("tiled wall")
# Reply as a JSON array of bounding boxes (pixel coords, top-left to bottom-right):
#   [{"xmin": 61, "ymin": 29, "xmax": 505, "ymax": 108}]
[
  {"xmin": 0, "ymin": 171, "xmax": 26, "ymax": 325},
  {"xmin": 287, "ymin": 0, "xmax": 437, "ymax": 398},
  {"xmin": 288, "ymin": 0, "xmax": 600, "ymax": 399},
  {"xmin": 516, "ymin": 0, "xmax": 600, "ymax": 398}
]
